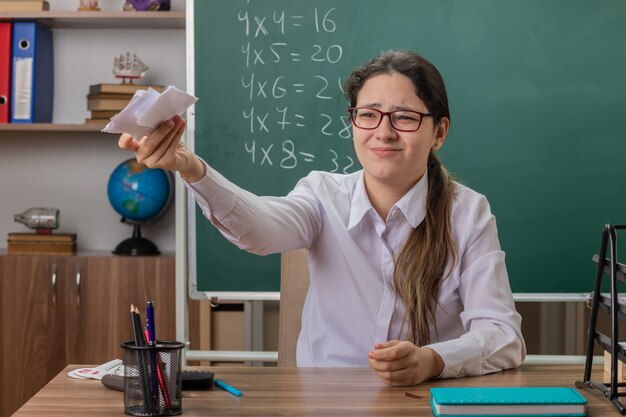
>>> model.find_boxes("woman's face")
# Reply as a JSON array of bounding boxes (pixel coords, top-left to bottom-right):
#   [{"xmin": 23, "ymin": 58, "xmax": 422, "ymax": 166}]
[{"xmin": 352, "ymin": 72, "xmax": 448, "ymax": 194}]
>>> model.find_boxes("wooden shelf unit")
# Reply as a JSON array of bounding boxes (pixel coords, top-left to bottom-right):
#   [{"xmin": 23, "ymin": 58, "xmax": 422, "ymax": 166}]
[
  {"xmin": 0, "ymin": 123, "xmax": 106, "ymax": 132},
  {"xmin": 0, "ymin": 10, "xmax": 185, "ymax": 132},
  {"xmin": 0, "ymin": 11, "xmax": 185, "ymax": 29}
]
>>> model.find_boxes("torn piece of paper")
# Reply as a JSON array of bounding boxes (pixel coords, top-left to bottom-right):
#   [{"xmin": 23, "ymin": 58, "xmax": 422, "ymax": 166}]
[{"xmin": 102, "ymin": 85, "xmax": 197, "ymax": 139}]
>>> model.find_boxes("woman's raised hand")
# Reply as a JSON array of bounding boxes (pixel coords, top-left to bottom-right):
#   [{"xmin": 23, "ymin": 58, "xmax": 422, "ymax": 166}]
[{"xmin": 117, "ymin": 115, "xmax": 205, "ymax": 182}]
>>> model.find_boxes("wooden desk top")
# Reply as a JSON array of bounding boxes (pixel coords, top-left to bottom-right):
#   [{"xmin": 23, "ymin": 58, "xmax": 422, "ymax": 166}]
[{"xmin": 14, "ymin": 365, "xmax": 621, "ymax": 416}]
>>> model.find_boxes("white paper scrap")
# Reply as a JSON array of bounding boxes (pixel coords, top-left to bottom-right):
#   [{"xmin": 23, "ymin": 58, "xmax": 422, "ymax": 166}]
[{"xmin": 102, "ymin": 85, "xmax": 197, "ymax": 139}]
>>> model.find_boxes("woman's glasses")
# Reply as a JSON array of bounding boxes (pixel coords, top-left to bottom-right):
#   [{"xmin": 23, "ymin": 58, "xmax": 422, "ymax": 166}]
[{"xmin": 348, "ymin": 107, "xmax": 432, "ymax": 132}]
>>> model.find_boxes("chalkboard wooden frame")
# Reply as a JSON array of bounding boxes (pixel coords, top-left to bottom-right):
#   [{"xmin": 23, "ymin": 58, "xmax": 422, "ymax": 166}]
[{"xmin": 188, "ymin": 0, "xmax": 626, "ymax": 300}]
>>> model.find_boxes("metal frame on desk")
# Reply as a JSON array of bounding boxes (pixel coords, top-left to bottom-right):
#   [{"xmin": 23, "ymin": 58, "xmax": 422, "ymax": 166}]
[{"xmin": 577, "ymin": 224, "xmax": 626, "ymax": 415}]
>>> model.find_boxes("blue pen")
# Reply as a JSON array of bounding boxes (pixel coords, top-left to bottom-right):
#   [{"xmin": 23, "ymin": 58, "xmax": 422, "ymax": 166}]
[
  {"xmin": 146, "ymin": 301, "xmax": 156, "ymax": 345},
  {"xmin": 215, "ymin": 379, "xmax": 243, "ymax": 397}
]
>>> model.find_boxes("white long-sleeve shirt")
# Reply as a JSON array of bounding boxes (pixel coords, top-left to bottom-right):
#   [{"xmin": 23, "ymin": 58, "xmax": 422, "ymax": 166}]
[{"xmin": 184, "ymin": 163, "xmax": 526, "ymax": 378}]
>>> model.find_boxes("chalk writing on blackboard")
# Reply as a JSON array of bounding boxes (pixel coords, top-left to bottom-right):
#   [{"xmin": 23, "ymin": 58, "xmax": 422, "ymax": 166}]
[{"xmin": 236, "ymin": 4, "xmax": 354, "ymax": 173}]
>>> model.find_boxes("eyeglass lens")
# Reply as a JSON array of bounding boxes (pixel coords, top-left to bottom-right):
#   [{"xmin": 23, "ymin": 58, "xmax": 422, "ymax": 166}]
[{"xmin": 351, "ymin": 108, "xmax": 423, "ymax": 131}]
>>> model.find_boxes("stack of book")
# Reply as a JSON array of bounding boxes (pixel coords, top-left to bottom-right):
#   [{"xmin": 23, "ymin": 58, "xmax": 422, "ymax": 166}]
[
  {"xmin": 7, "ymin": 232, "xmax": 77, "ymax": 255},
  {"xmin": 0, "ymin": 0, "xmax": 49, "ymax": 11},
  {"xmin": 85, "ymin": 83, "xmax": 164, "ymax": 124},
  {"xmin": 429, "ymin": 386, "xmax": 587, "ymax": 417}
]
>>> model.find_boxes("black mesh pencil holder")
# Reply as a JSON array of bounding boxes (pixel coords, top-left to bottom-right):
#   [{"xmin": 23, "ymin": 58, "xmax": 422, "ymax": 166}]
[{"xmin": 121, "ymin": 341, "xmax": 185, "ymax": 416}]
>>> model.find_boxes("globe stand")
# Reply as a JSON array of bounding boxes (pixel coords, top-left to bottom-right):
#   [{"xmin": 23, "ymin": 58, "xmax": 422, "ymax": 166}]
[{"xmin": 113, "ymin": 223, "xmax": 160, "ymax": 256}]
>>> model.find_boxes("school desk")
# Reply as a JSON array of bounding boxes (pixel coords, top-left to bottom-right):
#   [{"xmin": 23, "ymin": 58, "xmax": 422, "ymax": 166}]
[{"xmin": 13, "ymin": 365, "xmax": 619, "ymax": 416}]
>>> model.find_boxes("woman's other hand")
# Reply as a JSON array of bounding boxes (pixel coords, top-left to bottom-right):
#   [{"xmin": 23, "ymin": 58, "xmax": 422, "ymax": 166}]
[{"xmin": 368, "ymin": 340, "xmax": 444, "ymax": 386}]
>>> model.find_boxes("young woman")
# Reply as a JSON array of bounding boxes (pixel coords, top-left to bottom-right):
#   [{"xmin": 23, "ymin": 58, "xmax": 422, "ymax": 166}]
[{"xmin": 118, "ymin": 50, "xmax": 526, "ymax": 386}]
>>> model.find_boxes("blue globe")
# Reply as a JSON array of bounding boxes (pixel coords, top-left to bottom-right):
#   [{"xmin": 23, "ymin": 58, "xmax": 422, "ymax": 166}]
[
  {"xmin": 107, "ymin": 159, "xmax": 173, "ymax": 255},
  {"xmin": 107, "ymin": 159, "xmax": 174, "ymax": 224}
]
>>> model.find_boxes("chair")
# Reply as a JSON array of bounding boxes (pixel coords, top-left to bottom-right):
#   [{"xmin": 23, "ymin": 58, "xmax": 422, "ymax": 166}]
[{"xmin": 278, "ymin": 249, "xmax": 310, "ymax": 367}]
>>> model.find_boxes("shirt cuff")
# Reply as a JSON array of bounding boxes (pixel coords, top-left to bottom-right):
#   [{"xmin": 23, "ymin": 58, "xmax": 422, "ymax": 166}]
[
  {"xmin": 425, "ymin": 334, "xmax": 483, "ymax": 379},
  {"xmin": 181, "ymin": 161, "xmax": 237, "ymax": 221}
]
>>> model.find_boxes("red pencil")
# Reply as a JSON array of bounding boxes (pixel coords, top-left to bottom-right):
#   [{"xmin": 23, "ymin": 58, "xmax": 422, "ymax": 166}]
[{"xmin": 144, "ymin": 329, "xmax": 171, "ymax": 410}]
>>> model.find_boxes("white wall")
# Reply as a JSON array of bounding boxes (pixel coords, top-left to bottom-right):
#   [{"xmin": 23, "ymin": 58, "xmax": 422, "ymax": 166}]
[{"xmin": 0, "ymin": 0, "xmax": 186, "ymax": 252}]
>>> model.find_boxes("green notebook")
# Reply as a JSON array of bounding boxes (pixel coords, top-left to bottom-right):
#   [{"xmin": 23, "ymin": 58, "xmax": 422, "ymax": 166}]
[{"xmin": 430, "ymin": 386, "xmax": 587, "ymax": 417}]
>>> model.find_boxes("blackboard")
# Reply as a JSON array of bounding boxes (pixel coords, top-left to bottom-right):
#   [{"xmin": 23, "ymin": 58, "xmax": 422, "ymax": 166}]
[{"xmin": 189, "ymin": 0, "xmax": 626, "ymax": 297}]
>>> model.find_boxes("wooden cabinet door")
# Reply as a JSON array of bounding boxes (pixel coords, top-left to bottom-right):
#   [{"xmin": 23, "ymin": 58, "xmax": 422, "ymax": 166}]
[
  {"xmin": 77, "ymin": 255, "xmax": 175, "ymax": 364},
  {"xmin": 58, "ymin": 257, "xmax": 88, "ymax": 364},
  {"xmin": 0, "ymin": 254, "xmax": 174, "ymax": 416},
  {"xmin": 0, "ymin": 255, "xmax": 78, "ymax": 417}
]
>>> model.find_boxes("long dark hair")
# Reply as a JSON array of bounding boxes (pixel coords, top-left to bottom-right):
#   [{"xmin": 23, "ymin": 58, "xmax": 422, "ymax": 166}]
[{"xmin": 344, "ymin": 50, "xmax": 457, "ymax": 345}]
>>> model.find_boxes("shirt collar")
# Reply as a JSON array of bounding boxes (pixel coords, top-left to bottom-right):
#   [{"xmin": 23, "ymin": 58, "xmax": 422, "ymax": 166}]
[
  {"xmin": 347, "ymin": 171, "xmax": 372, "ymax": 230},
  {"xmin": 394, "ymin": 169, "xmax": 429, "ymax": 228},
  {"xmin": 347, "ymin": 169, "xmax": 429, "ymax": 230}
]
